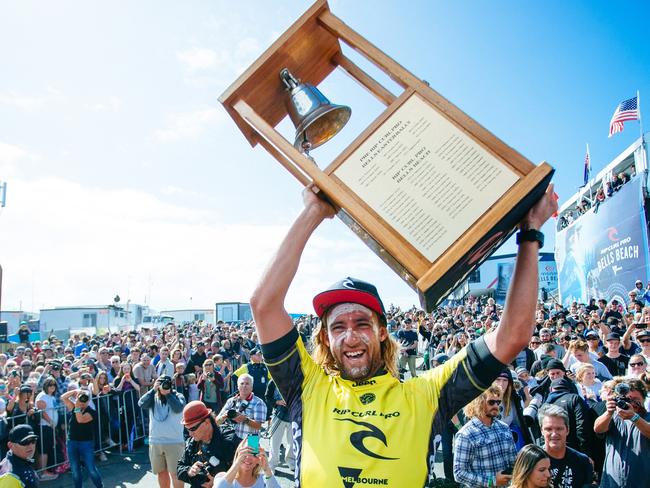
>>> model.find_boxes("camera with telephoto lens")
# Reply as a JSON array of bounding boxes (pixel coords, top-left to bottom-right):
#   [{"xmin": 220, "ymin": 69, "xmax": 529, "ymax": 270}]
[
  {"xmin": 614, "ymin": 382, "xmax": 631, "ymax": 409},
  {"xmin": 226, "ymin": 400, "xmax": 249, "ymax": 420},
  {"xmin": 78, "ymin": 392, "xmax": 90, "ymax": 403},
  {"xmin": 160, "ymin": 378, "xmax": 172, "ymax": 390}
]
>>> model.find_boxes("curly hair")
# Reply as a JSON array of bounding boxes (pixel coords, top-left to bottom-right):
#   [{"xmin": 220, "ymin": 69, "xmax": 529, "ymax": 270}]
[
  {"xmin": 311, "ymin": 312, "xmax": 400, "ymax": 379},
  {"xmin": 463, "ymin": 384, "xmax": 503, "ymax": 419}
]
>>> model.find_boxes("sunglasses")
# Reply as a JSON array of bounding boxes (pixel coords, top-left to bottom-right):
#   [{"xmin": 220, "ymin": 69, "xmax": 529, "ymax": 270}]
[
  {"xmin": 186, "ymin": 419, "xmax": 205, "ymax": 432},
  {"xmin": 629, "ymin": 362, "xmax": 645, "ymax": 367},
  {"xmin": 530, "ymin": 341, "xmax": 540, "ymax": 345},
  {"xmin": 19, "ymin": 439, "xmax": 37, "ymax": 446},
  {"xmin": 639, "ymin": 339, "xmax": 650, "ymax": 343},
  {"xmin": 487, "ymin": 399, "xmax": 502, "ymax": 406}
]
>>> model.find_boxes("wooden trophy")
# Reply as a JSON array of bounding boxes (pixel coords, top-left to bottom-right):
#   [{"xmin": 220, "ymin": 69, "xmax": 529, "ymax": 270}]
[{"xmin": 219, "ymin": 0, "xmax": 554, "ymax": 311}]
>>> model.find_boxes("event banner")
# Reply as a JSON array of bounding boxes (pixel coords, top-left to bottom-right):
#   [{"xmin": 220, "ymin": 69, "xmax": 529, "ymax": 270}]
[{"xmin": 556, "ymin": 177, "xmax": 649, "ymax": 306}]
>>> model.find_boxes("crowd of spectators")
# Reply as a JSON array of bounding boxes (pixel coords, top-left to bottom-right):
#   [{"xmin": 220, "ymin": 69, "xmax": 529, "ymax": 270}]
[
  {"xmin": 0, "ymin": 278, "xmax": 648, "ymax": 487},
  {"xmin": 558, "ymin": 170, "xmax": 633, "ymax": 230}
]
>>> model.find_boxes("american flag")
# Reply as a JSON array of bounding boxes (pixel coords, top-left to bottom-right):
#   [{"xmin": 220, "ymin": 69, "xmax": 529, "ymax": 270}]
[{"xmin": 608, "ymin": 96, "xmax": 639, "ymax": 137}]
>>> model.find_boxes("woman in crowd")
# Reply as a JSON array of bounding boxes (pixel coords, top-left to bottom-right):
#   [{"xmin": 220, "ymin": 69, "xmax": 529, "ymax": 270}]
[
  {"xmin": 61, "ymin": 388, "xmax": 105, "ymax": 488},
  {"xmin": 576, "ymin": 363, "xmax": 602, "ymax": 401},
  {"xmin": 510, "ymin": 444, "xmax": 551, "ymax": 488},
  {"xmin": 35, "ymin": 377, "xmax": 59, "ymax": 481},
  {"xmin": 627, "ymin": 353, "xmax": 648, "ymax": 378},
  {"xmin": 113, "ymin": 362, "xmax": 141, "ymax": 448},
  {"xmin": 215, "ymin": 442, "xmax": 280, "ymax": 488},
  {"xmin": 92, "ymin": 371, "xmax": 114, "ymax": 454},
  {"xmin": 6, "ymin": 384, "xmax": 38, "ymax": 430}
]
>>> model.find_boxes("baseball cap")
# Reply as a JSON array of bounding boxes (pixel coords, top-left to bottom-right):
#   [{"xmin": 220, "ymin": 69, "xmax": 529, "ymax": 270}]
[
  {"xmin": 182, "ymin": 401, "xmax": 212, "ymax": 426},
  {"xmin": 249, "ymin": 347, "xmax": 261, "ymax": 355},
  {"xmin": 432, "ymin": 353, "xmax": 448, "ymax": 364},
  {"xmin": 8, "ymin": 424, "xmax": 38, "ymax": 444},
  {"xmin": 606, "ymin": 333, "xmax": 621, "ymax": 341},
  {"xmin": 515, "ymin": 367, "xmax": 529, "ymax": 375},
  {"xmin": 585, "ymin": 331, "xmax": 599, "ymax": 339},
  {"xmin": 313, "ymin": 277, "xmax": 385, "ymax": 319}
]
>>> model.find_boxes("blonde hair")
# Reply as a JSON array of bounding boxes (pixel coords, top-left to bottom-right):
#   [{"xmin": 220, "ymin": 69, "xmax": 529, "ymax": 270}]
[
  {"xmin": 464, "ymin": 385, "xmax": 503, "ymax": 419},
  {"xmin": 311, "ymin": 311, "xmax": 400, "ymax": 379},
  {"xmin": 575, "ymin": 363, "xmax": 595, "ymax": 383}
]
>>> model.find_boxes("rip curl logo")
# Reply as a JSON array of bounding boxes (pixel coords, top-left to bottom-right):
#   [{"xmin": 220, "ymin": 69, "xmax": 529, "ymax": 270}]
[
  {"xmin": 360, "ymin": 393, "xmax": 375, "ymax": 405},
  {"xmin": 335, "ymin": 418, "xmax": 398, "ymax": 460},
  {"xmin": 338, "ymin": 466, "xmax": 389, "ymax": 487},
  {"xmin": 342, "ymin": 278, "xmax": 356, "ymax": 289}
]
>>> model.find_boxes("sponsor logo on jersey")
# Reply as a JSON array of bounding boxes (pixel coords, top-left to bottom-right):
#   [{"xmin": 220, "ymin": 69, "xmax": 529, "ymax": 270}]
[
  {"xmin": 332, "ymin": 407, "xmax": 400, "ymax": 419},
  {"xmin": 360, "ymin": 393, "xmax": 375, "ymax": 405},
  {"xmin": 335, "ymin": 418, "xmax": 398, "ymax": 460},
  {"xmin": 338, "ymin": 466, "xmax": 388, "ymax": 487},
  {"xmin": 352, "ymin": 379, "xmax": 376, "ymax": 387}
]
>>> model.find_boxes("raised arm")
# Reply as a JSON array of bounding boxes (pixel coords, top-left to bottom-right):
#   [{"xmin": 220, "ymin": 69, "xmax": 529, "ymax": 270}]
[
  {"xmin": 250, "ymin": 188, "xmax": 335, "ymax": 344},
  {"xmin": 483, "ymin": 184, "xmax": 558, "ymax": 364}
]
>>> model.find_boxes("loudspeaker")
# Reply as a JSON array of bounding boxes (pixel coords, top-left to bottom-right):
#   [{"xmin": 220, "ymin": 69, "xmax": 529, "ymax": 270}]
[{"xmin": 0, "ymin": 321, "xmax": 7, "ymax": 343}]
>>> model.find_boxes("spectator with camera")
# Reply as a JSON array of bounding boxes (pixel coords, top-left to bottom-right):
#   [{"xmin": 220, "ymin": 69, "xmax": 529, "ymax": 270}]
[
  {"xmin": 216, "ymin": 374, "xmax": 266, "ymax": 442},
  {"xmin": 537, "ymin": 404, "xmax": 592, "ymax": 488},
  {"xmin": 594, "ymin": 377, "xmax": 650, "ymax": 487},
  {"xmin": 0, "ymin": 424, "xmax": 40, "ymax": 488},
  {"xmin": 6, "ymin": 385, "xmax": 38, "ymax": 430},
  {"xmin": 197, "ymin": 359, "xmax": 225, "ymax": 413},
  {"xmin": 177, "ymin": 401, "xmax": 239, "ymax": 487},
  {"xmin": 138, "ymin": 375, "xmax": 186, "ymax": 488},
  {"xmin": 61, "ymin": 388, "xmax": 104, "ymax": 488}
]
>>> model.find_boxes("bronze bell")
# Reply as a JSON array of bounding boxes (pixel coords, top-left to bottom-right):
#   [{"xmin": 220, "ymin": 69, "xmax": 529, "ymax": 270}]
[{"xmin": 280, "ymin": 68, "xmax": 351, "ymax": 152}]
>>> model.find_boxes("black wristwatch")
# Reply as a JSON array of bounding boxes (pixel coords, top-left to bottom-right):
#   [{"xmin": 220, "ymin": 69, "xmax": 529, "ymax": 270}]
[{"xmin": 516, "ymin": 229, "xmax": 544, "ymax": 248}]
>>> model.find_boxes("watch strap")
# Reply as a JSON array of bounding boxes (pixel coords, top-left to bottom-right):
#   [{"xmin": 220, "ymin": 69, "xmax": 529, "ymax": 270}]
[{"xmin": 516, "ymin": 229, "xmax": 544, "ymax": 248}]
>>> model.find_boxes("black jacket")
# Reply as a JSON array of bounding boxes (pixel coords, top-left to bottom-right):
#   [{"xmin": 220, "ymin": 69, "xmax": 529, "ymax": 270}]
[
  {"xmin": 546, "ymin": 378, "xmax": 594, "ymax": 455},
  {"xmin": 177, "ymin": 416, "xmax": 238, "ymax": 487}
]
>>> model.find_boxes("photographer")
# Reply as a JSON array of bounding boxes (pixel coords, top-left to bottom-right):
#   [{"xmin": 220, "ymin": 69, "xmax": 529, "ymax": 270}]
[
  {"xmin": 138, "ymin": 375, "xmax": 186, "ymax": 488},
  {"xmin": 216, "ymin": 375, "xmax": 266, "ymax": 442},
  {"xmin": 198, "ymin": 359, "xmax": 224, "ymax": 412},
  {"xmin": 61, "ymin": 388, "xmax": 104, "ymax": 488},
  {"xmin": 177, "ymin": 401, "xmax": 238, "ymax": 487},
  {"xmin": 594, "ymin": 377, "xmax": 650, "ymax": 487}
]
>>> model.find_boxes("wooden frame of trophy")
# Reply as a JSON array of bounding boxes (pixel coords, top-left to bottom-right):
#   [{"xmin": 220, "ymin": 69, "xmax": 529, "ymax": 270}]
[{"xmin": 219, "ymin": 0, "xmax": 554, "ymax": 311}]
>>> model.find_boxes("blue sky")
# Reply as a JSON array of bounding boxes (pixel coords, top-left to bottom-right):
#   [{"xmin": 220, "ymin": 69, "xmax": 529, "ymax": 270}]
[{"xmin": 1, "ymin": 1, "xmax": 648, "ymax": 314}]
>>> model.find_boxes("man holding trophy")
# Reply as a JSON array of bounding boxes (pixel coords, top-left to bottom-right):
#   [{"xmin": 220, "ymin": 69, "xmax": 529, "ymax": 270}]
[{"xmin": 250, "ymin": 184, "xmax": 557, "ymax": 487}]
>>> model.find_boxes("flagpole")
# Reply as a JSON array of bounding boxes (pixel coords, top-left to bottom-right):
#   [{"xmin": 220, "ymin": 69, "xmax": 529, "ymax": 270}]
[{"xmin": 585, "ymin": 142, "xmax": 594, "ymax": 205}]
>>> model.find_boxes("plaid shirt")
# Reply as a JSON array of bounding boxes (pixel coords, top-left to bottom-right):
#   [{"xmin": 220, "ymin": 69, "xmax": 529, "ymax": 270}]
[
  {"xmin": 218, "ymin": 394, "xmax": 267, "ymax": 439},
  {"xmin": 453, "ymin": 417, "xmax": 517, "ymax": 487}
]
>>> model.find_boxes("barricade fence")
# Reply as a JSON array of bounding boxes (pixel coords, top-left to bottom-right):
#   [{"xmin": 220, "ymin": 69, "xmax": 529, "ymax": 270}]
[{"xmin": 1, "ymin": 391, "xmax": 147, "ymax": 474}]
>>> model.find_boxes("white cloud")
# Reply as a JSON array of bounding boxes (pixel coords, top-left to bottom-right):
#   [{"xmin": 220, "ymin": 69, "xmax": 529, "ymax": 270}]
[
  {"xmin": 152, "ymin": 107, "xmax": 224, "ymax": 143},
  {"xmin": 0, "ymin": 87, "xmax": 65, "ymax": 111},
  {"xmin": 176, "ymin": 47, "xmax": 225, "ymax": 72},
  {"xmin": 0, "ymin": 141, "xmax": 38, "ymax": 177},
  {"xmin": 0, "ymin": 174, "xmax": 416, "ymax": 316},
  {"xmin": 85, "ymin": 96, "xmax": 122, "ymax": 112}
]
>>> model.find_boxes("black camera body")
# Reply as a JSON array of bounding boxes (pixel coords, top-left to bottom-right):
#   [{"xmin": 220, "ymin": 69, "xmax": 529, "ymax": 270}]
[
  {"xmin": 78, "ymin": 393, "xmax": 90, "ymax": 403},
  {"xmin": 614, "ymin": 382, "xmax": 631, "ymax": 410},
  {"xmin": 226, "ymin": 400, "xmax": 249, "ymax": 420},
  {"xmin": 160, "ymin": 378, "xmax": 172, "ymax": 390}
]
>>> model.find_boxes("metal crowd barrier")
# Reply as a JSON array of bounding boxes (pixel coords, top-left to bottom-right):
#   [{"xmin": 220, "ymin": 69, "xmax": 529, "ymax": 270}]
[{"xmin": 2, "ymin": 390, "xmax": 147, "ymax": 474}]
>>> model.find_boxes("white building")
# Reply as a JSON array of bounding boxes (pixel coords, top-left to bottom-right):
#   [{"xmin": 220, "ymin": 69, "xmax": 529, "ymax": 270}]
[
  {"xmin": 160, "ymin": 309, "xmax": 214, "ymax": 324},
  {"xmin": 39, "ymin": 305, "xmax": 131, "ymax": 338},
  {"xmin": 0, "ymin": 310, "xmax": 39, "ymax": 335}
]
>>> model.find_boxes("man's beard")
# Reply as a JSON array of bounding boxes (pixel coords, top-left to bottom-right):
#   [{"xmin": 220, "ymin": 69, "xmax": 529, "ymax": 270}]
[{"xmin": 336, "ymin": 352, "xmax": 384, "ymax": 380}]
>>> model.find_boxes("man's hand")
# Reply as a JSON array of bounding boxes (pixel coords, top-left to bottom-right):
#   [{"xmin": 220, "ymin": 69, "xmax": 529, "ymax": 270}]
[
  {"xmin": 605, "ymin": 393, "xmax": 617, "ymax": 414},
  {"xmin": 232, "ymin": 414, "xmax": 247, "ymax": 424},
  {"xmin": 303, "ymin": 186, "xmax": 336, "ymax": 220},
  {"xmin": 276, "ymin": 399, "xmax": 287, "ymax": 407},
  {"xmin": 495, "ymin": 471, "xmax": 513, "ymax": 486},
  {"xmin": 617, "ymin": 403, "xmax": 636, "ymax": 420},
  {"xmin": 188, "ymin": 461, "xmax": 204, "ymax": 477},
  {"xmin": 521, "ymin": 183, "xmax": 558, "ymax": 230}
]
